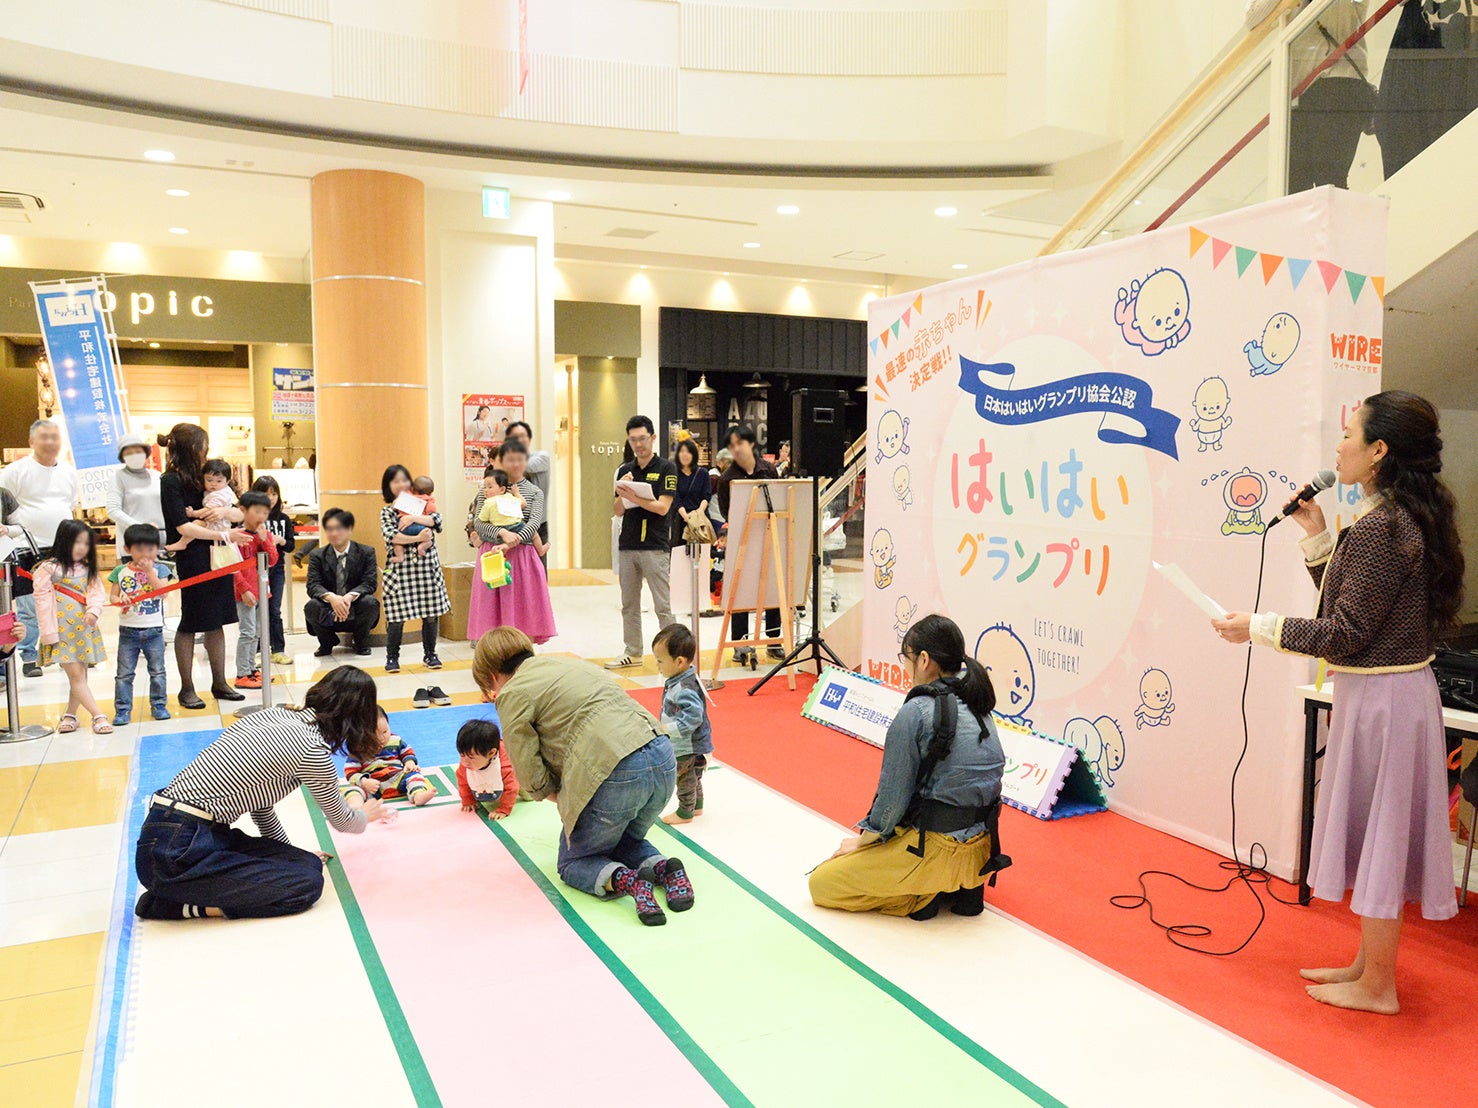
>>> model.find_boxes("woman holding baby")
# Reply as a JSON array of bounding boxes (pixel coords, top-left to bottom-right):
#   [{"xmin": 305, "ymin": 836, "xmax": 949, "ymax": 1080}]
[
  {"xmin": 467, "ymin": 440, "xmax": 556, "ymax": 645},
  {"xmin": 379, "ymin": 464, "xmax": 450, "ymax": 674}
]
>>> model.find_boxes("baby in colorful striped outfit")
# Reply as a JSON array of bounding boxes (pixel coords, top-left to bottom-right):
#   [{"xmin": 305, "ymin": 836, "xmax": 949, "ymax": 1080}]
[{"xmin": 343, "ymin": 706, "xmax": 437, "ymax": 806}]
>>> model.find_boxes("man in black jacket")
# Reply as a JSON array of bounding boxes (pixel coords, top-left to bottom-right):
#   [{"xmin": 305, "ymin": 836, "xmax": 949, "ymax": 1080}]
[{"xmin": 304, "ymin": 508, "xmax": 381, "ymax": 657}]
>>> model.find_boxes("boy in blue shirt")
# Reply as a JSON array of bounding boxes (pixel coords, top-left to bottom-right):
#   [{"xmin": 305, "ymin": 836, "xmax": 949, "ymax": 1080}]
[
  {"xmin": 654, "ymin": 623, "xmax": 713, "ymax": 825},
  {"xmin": 107, "ymin": 523, "xmax": 174, "ymax": 726}
]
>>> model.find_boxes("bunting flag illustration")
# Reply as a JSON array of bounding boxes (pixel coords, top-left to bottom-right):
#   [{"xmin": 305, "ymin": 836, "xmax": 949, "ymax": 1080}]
[{"xmin": 1188, "ymin": 226, "xmax": 1379, "ymax": 303}]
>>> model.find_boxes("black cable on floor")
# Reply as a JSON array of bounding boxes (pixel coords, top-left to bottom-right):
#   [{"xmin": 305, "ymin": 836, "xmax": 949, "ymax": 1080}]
[{"xmin": 1111, "ymin": 527, "xmax": 1303, "ymax": 956}]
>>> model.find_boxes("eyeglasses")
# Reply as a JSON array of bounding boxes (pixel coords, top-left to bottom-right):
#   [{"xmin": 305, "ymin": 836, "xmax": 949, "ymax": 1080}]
[{"xmin": 897, "ymin": 651, "xmax": 913, "ymax": 664}]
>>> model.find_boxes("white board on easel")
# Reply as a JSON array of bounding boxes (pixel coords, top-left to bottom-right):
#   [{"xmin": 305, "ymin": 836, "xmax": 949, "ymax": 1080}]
[{"xmin": 720, "ymin": 478, "xmax": 814, "ymax": 611}]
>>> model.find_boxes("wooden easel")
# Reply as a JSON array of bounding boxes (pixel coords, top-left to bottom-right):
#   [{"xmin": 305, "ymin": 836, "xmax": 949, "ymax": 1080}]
[{"xmin": 711, "ymin": 480, "xmax": 797, "ymax": 689}]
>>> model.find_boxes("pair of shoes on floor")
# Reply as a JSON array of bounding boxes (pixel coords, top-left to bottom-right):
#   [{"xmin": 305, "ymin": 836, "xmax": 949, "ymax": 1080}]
[
  {"xmin": 235, "ymin": 671, "xmax": 263, "ymax": 690},
  {"xmin": 412, "ymin": 686, "xmax": 451, "ymax": 709},
  {"xmin": 907, "ymin": 885, "xmax": 986, "ymax": 921},
  {"xmin": 604, "ymin": 655, "xmax": 640, "ymax": 670}
]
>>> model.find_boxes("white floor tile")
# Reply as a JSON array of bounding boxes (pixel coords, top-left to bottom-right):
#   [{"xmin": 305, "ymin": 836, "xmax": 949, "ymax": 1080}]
[
  {"xmin": 0, "ymin": 823, "xmax": 125, "ymax": 867},
  {"xmin": 0, "ymin": 887, "xmax": 113, "ymax": 946}
]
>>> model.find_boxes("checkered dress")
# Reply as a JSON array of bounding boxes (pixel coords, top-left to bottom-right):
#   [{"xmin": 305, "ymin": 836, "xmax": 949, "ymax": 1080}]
[{"xmin": 380, "ymin": 505, "xmax": 451, "ymax": 624}]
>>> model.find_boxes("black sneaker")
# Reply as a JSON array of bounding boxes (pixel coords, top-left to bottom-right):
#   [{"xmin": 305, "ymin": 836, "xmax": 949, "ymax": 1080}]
[
  {"xmin": 412, "ymin": 687, "xmax": 431, "ymax": 709},
  {"xmin": 424, "ymin": 654, "xmax": 443, "ymax": 670},
  {"xmin": 23, "ymin": 662, "xmax": 42, "ymax": 678},
  {"xmin": 385, "ymin": 656, "xmax": 400, "ymax": 674},
  {"xmin": 427, "ymin": 685, "xmax": 451, "ymax": 706}
]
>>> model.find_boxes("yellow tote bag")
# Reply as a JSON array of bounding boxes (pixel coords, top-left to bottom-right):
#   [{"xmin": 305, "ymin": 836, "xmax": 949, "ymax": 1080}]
[{"xmin": 480, "ymin": 548, "xmax": 512, "ymax": 589}]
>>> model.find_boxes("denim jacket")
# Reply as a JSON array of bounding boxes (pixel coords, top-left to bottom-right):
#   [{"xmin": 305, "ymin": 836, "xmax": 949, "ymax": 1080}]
[
  {"xmin": 660, "ymin": 667, "xmax": 713, "ymax": 758},
  {"xmin": 859, "ymin": 690, "xmax": 1004, "ymax": 842}
]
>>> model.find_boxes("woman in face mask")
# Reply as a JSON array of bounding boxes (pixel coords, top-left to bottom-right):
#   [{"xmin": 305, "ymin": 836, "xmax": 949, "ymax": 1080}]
[{"xmin": 106, "ymin": 433, "xmax": 165, "ymax": 556}]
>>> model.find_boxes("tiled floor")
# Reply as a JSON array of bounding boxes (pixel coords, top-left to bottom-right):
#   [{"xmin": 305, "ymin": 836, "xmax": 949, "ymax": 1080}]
[{"xmin": 0, "ymin": 564, "xmax": 859, "ymax": 1106}]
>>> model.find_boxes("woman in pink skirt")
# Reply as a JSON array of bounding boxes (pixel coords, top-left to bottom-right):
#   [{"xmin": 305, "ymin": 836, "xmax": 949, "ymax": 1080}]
[
  {"xmin": 468, "ymin": 440, "xmax": 557, "ymax": 645},
  {"xmin": 1216, "ymin": 390, "xmax": 1464, "ymax": 1015}
]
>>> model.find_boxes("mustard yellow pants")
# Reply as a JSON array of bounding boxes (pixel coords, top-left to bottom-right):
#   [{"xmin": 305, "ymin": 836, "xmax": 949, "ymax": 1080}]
[{"xmin": 809, "ymin": 827, "xmax": 993, "ymax": 917}]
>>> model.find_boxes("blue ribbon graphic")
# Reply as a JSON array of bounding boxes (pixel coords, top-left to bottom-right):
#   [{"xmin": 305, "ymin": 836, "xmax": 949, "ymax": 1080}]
[{"xmin": 958, "ymin": 357, "xmax": 1182, "ymax": 459}]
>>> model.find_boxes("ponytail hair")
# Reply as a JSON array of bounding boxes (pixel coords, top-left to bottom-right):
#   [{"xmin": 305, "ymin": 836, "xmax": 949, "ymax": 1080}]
[{"xmin": 901, "ymin": 613, "xmax": 996, "ymax": 718}]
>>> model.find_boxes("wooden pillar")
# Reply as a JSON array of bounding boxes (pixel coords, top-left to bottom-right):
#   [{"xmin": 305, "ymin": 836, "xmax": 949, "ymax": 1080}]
[{"xmin": 310, "ymin": 170, "xmax": 428, "ymax": 569}]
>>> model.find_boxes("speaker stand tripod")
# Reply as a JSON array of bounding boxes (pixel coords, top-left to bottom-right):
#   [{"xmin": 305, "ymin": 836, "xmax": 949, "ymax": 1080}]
[{"xmin": 750, "ymin": 475, "xmax": 846, "ymax": 696}]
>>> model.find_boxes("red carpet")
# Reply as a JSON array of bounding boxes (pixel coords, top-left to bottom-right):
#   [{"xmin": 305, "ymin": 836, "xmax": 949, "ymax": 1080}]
[{"xmin": 633, "ymin": 674, "xmax": 1478, "ymax": 1108}]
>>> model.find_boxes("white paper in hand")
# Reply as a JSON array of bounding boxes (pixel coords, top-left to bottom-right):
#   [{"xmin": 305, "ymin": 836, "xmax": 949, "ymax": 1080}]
[
  {"xmin": 1153, "ymin": 560, "xmax": 1227, "ymax": 619},
  {"xmin": 392, "ymin": 491, "xmax": 427, "ymax": 516},
  {"xmin": 615, "ymin": 480, "xmax": 655, "ymax": 511}
]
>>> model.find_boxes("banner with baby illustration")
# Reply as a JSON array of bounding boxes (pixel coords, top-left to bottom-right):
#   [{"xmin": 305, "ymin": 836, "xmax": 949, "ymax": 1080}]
[{"xmin": 862, "ymin": 189, "xmax": 1386, "ymax": 876}]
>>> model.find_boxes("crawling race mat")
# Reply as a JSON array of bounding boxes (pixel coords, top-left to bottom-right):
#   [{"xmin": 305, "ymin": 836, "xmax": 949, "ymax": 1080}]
[{"xmin": 90, "ymin": 704, "xmax": 1360, "ymax": 1107}]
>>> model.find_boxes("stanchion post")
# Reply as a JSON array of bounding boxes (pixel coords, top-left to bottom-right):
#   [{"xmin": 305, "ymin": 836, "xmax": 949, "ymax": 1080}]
[
  {"xmin": 689, "ymin": 539, "xmax": 722, "ymax": 692},
  {"xmin": 234, "ymin": 552, "xmax": 273, "ymax": 719},
  {"xmin": 1, "ymin": 561, "xmax": 54, "ymax": 743}
]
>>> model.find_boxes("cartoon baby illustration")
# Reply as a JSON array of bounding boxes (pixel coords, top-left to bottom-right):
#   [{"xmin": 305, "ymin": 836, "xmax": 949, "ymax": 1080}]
[
  {"xmin": 1244, "ymin": 312, "xmax": 1301, "ymax": 377},
  {"xmin": 893, "ymin": 465, "xmax": 913, "ymax": 510},
  {"xmin": 975, "ymin": 623, "xmax": 1035, "ymax": 724},
  {"xmin": 870, "ymin": 529, "xmax": 896, "ymax": 589},
  {"xmin": 1220, "ymin": 466, "xmax": 1268, "ymax": 536},
  {"xmin": 874, "ymin": 409, "xmax": 910, "ymax": 464},
  {"xmin": 1188, "ymin": 377, "xmax": 1232, "ymax": 453},
  {"xmin": 1134, "ymin": 668, "xmax": 1176, "ymax": 729},
  {"xmin": 1064, "ymin": 715, "xmax": 1127, "ymax": 789},
  {"xmin": 893, "ymin": 595, "xmax": 917, "ymax": 641},
  {"xmin": 1115, "ymin": 268, "xmax": 1191, "ymax": 356}
]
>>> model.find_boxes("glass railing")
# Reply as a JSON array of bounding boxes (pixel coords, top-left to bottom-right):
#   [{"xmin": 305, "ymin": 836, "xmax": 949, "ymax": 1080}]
[{"xmin": 1045, "ymin": 0, "xmax": 1478, "ymax": 255}]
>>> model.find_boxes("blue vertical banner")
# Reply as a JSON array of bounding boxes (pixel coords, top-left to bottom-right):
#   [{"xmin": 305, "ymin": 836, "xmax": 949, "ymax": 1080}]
[{"xmin": 32, "ymin": 279, "xmax": 127, "ymax": 506}]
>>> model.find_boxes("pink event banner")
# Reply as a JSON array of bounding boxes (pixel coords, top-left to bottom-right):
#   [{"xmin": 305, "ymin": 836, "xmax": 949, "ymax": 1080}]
[{"xmin": 862, "ymin": 189, "xmax": 1387, "ymax": 876}]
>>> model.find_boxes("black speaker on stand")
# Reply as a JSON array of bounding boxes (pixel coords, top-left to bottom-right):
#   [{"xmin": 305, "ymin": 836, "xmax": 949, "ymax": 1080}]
[{"xmin": 790, "ymin": 389, "xmax": 848, "ymax": 479}]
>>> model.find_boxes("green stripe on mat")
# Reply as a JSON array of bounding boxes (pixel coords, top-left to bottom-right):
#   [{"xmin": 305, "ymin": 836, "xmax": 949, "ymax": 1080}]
[
  {"xmin": 434, "ymin": 770, "xmax": 751, "ymax": 1107},
  {"xmin": 469, "ymin": 772, "xmax": 1057, "ymax": 1107},
  {"xmin": 305, "ymin": 788, "xmax": 443, "ymax": 1107},
  {"xmin": 655, "ymin": 821, "xmax": 1064, "ymax": 1107}
]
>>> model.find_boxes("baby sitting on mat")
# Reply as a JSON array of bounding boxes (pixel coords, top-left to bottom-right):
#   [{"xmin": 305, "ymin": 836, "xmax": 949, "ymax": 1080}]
[{"xmin": 344, "ymin": 706, "xmax": 437, "ymax": 807}]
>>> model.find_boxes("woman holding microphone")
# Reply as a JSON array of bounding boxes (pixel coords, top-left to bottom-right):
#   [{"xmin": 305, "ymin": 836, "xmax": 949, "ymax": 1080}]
[{"xmin": 1214, "ymin": 390, "xmax": 1464, "ymax": 1015}]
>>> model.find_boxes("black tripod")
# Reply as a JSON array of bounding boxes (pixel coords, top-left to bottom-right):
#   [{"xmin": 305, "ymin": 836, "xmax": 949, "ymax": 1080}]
[{"xmin": 750, "ymin": 474, "xmax": 847, "ymax": 695}]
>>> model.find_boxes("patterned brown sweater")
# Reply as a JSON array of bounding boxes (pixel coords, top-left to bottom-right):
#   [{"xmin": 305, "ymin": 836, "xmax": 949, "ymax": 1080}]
[{"xmin": 1272, "ymin": 498, "xmax": 1434, "ymax": 672}]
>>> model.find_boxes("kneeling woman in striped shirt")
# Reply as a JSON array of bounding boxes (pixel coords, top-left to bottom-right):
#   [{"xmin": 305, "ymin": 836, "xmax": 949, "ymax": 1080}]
[{"xmin": 134, "ymin": 666, "xmax": 384, "ymax": 920}]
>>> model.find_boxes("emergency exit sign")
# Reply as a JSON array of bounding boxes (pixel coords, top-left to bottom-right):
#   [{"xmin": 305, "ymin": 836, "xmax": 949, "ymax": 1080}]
[{"xmin": 482, "ymin": 186, "xmax": 511, "ymax": 219}]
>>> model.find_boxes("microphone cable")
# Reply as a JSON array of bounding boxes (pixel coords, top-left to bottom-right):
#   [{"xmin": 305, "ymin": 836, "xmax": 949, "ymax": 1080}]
[{"xmin": 1110, "ymin": 526, "xmax": 1303, "ymax": 956}]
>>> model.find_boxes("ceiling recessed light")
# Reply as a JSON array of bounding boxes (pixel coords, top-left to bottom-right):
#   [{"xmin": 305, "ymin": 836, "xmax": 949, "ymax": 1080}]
[
  {"xmin": 167, "ymin": 227, "xmax": 189, "ymax": 235},
  {"xmin": 934, "ymin": 206, "xmax": 958, "ymax": 218},
  {"xmin": 951, "ymin": 263, "xmax": 968, "ymax": 270},
  {"xmin": 148, "ymin": 342, "xmax": 160, "ymax": 349},
  {"xmin": 776, "ymin": 204, "xmax": 800, "ymax": 215},
  {"xmin": 548, "ymin": 190, "xmax": 572, "ymax": 202},
  {"xmin": 743, "ymin": 242, "xmax": 760, "ymax": 249},
  {"xmin": 165, "ymin": 188, "xmax": 190, "ymax": 198},
  {"xmin": 144, "ymin": 149, "xmax": 175, "ymax": 162}
]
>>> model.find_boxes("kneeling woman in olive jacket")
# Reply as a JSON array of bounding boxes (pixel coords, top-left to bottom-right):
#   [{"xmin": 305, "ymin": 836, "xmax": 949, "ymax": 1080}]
[{"xmin": 473, "ymin": 626, "xmax": 693, "ymax": 926}]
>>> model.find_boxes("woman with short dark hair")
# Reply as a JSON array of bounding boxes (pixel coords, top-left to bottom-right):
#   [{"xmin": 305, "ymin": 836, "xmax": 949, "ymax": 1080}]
[
  {"xmin": 158, "ymin": 423, "xmax": 250, "ymax": 709},
  {"xmin": 133, "ymin": 666, "xmax": 384, "ymax": 919},
  {"xmin": 380, "ymin": 464, "xmax": 451, "ymax": 673},
  {"xmin": 1216, "ymin": 390, "xmax": 1466, "ymax": 1014},
  {"xmin": 810, "ymin": 613, "xmax": 1007, "ymax": 920}
]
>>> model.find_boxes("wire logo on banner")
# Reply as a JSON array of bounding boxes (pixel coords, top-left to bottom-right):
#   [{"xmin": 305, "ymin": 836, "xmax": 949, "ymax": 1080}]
[{"xmin": 30, "ymin": 277, "xmax": 131, "ymax": 509}]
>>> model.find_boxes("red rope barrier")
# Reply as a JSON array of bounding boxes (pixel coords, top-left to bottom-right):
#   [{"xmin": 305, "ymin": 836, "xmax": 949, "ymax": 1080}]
[{"xmin": 16, "ymin": 558, "xmax": 245, "ymax": 609}]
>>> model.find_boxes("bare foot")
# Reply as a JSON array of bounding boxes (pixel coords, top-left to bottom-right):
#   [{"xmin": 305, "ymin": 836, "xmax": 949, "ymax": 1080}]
[
  {"xmin": 1306, "ymin": 980, "xmax": 1399, "ymax": 1015},
  {"xmin": 1299, "ymin": 965, "xmax": 1363, "ymax": 984},
  {"xmin": 411, "ymin": 788, "xmax": 435, "ymax": 806},
  {"xmin": 662, "ymin": 812, "xmax": 694, "ymax": 825}
]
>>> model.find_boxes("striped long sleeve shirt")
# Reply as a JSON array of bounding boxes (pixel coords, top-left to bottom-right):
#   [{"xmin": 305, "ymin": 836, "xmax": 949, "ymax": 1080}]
[
  {"xmin": 472, "ymin": 479, "xmax": 544, "ymax": 546},
  {"xmin": 159, "ymin": 707, "xmax": 368, "ymax": 842}
]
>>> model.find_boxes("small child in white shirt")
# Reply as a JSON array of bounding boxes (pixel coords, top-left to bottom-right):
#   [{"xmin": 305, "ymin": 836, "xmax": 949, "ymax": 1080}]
[{"xmin": 168, "ymin": 458, "xmax": 235, "ymax": 551}]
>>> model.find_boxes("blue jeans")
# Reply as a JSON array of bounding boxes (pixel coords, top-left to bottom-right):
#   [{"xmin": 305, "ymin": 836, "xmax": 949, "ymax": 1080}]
[
  {"xmin": 236, "ymin": 601, "xmax": 260, "ymax": 677},
  {"xmin": 557, "ymin": 736, "xmax": 676, "ymax": 897},
  {"xmin": 13, "ymin": 594, "xmax": 38, "ymax": 664},
  {"xmin": 114, "ymin": 626, "xmax": 167, "ymax": 719},
  {"xmin": 266, "ymin": 560, "xmax": 286, "ymax": 655},
  {"xmin": 135, "ymin": 805, "xmax": 324, "ymax": 919}
]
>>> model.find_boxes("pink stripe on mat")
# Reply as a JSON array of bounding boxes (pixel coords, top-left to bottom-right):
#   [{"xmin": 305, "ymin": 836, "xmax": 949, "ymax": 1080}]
[{"xmin": 327, "ymin": 803, "xmax": 725, "ymax": 1105}]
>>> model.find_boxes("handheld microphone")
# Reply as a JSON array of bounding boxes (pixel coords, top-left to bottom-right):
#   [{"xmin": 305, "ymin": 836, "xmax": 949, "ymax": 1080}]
[{"xmin": 1267, "ymin": 469, "xmax": 1336, "ymax": 530}]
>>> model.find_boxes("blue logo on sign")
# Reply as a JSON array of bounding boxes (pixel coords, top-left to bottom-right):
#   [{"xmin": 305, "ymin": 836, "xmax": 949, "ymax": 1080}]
[{"xmin": 820, "ymin": 683, "xmax": 848, "ymax": 710}]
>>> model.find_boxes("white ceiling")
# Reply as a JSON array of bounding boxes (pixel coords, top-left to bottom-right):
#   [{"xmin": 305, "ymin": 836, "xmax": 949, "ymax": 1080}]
[{"xmin": 0, "ymin": 93, "xmax": 1092, "ymax": 285}]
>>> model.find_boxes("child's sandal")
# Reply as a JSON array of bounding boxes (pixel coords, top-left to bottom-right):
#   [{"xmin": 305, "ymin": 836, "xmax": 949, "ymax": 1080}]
[
  {"xmin": 91, "ymin": 715, "xmax": 113, "ymax": 734},
  {"xmin": 57, "ymin": 713, "xmax": 78, "ymax": 733}
]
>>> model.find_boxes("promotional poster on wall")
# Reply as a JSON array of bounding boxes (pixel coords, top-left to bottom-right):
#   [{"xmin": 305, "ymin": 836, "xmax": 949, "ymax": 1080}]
[
  {"xmin": 271, "ymin": 366, "xmax": 315, "ymax": 420},
  {"xmin": 462, "ymin": 393, "xmax": 524, "ymax": 481}
]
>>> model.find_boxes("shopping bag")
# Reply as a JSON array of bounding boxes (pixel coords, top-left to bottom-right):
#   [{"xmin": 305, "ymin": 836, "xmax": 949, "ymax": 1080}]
[
  {"xmin": 480, "ymin": 548, "xmax": 512, "ymax": 589},
  {"xmin": 210, "ymin": 542, "xmax": 243, "ymax": 571}
]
